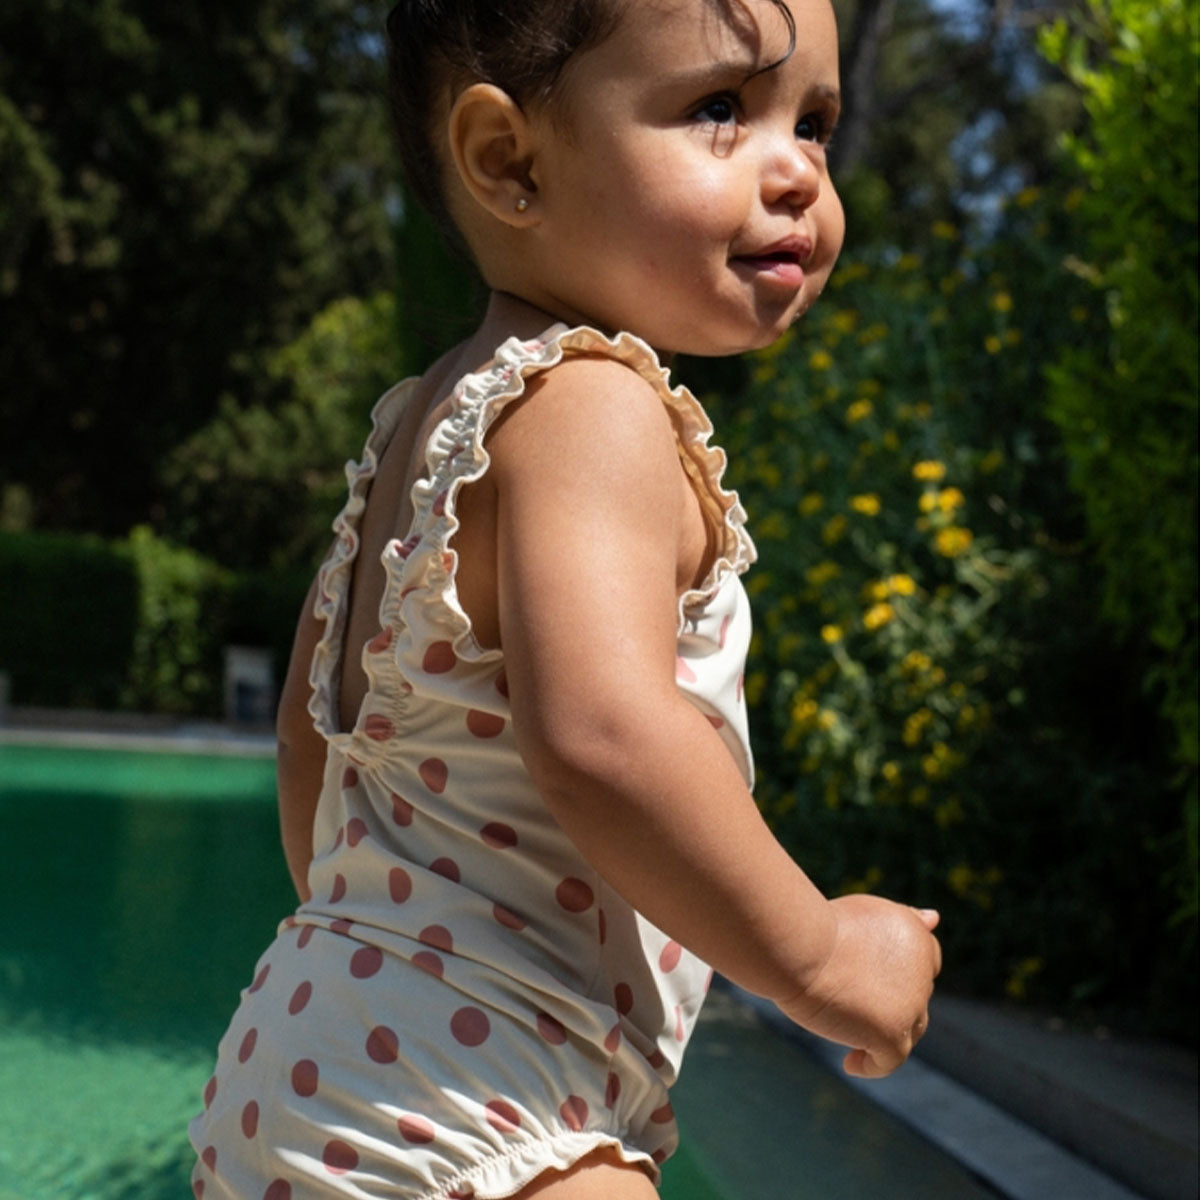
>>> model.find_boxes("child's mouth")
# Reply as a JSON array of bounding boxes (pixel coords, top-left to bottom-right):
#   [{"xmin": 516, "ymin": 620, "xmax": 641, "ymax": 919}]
[{"xmin": 732, "ymin": 250, "xmax": 807, "ymax": 288}]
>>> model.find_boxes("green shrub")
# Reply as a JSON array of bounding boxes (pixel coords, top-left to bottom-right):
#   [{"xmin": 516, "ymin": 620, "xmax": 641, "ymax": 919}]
[
  {"xmin": 0, "ymin": 530, "xmax": 138, "ymax": 707},
  {"xmin": 1040, "ymin": 0, "xmax": 1199, "ymax": 924},
  {"xmin": 703, "ymin": 195, "xmax": 1195, "ymax": 1036}
]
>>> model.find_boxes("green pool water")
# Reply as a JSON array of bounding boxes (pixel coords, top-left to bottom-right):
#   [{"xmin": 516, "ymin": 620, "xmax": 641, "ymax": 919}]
[
  {"xmin": 0, "ymin": 742, "xmax": 728, "ymax": 1200},
  {"xmin": 0, "ymin": 740, "xmax": 1000, "ymax": 1200}
]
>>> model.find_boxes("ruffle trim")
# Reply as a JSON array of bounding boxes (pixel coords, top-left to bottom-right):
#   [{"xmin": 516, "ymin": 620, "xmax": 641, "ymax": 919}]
[
  {"xmin": 422, "ymin": 1130, "xmax": 660, "ymax": 1199},
  {"xmin": 307, "ymin": 324, "xmax": 756, "ymax": 746}
]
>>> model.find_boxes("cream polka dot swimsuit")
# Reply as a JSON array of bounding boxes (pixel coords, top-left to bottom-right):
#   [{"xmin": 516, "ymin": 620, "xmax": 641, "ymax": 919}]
[{"xmin": 189, "ymin": 325, "xmax": 756, "ymax": 1199}]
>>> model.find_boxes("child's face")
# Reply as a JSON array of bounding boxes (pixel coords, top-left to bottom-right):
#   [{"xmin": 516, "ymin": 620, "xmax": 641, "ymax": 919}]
[{"xmin": 527, "ymin": 0, "xmax": 844, "ymax": 356}]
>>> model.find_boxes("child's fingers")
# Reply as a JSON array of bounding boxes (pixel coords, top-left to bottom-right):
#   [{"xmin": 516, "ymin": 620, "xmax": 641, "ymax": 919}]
[{"xmin": 915, "ymin": 907, "xmax": 940, "ymax": 931}]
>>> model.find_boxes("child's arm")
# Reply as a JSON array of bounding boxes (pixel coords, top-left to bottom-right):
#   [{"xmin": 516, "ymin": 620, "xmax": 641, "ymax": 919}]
[
  {"xmin": 275, "ymin": 578, "xmax": 326, "ymax": 903},
  {"xmin": 488, "ymin": 357, "xmax": 940, "ymax": 1078}
]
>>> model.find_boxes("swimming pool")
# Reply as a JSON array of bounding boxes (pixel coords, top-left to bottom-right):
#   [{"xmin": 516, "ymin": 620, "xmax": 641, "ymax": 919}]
[{"xmin": 0, "ymin": 738, "xmax": 998, "ymax": 1200}]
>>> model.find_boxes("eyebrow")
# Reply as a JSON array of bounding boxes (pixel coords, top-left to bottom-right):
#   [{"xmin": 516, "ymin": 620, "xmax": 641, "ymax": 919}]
[{"xmin": 659, "ymin": 61, "xmax": 842, "ymax": 109}]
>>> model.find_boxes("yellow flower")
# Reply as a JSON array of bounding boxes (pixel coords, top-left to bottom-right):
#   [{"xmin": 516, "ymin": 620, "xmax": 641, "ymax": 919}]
[
  {"xmin": 829, "ymin": 309, "xmax": 859, "ymax": 334},
  {"xmin": 909, "ymin": 785, "xmax": 930, "ymax": 808},
  {"xmin": 845, "ymin": 399, "xmax": 873, "ymax": 424},
  {"xmin": 902, "ymin": 650, "xmax": 932, "ymax": 673},
  {"xmin": 849, "ymin": 493, "xmax": 881, "ymax": 516},
  {"xmin": 837, "ymin": 261, "xmax": 870, "ymax": 284},
  {"xmin": 947, "ymin": 863, "xmax": 975, "ymax": 896},
  {"xmin": 932, "ymin": 219, "xmax": 958, "ymax": 240},
  {"xmin": 934, "ymin": 526, "xmax": 974, "ymax": 557},
  {"xmin": 809, "ymin": 348, "xmax": 834, "ymax": 371},
  {"xmin": 857, "ymin": 379, "xmax": 883, "ymax": 398},
  {"xmin": 903, "ymin": 707, "xmax": 933, "ymax": 746},
  {"xmin": 882, "ymin": 430, "xmax": 900, "ymax": 451},
  {"xmin": 897, "ymin": 252, "xmax": 921, "ymax": 272},
  {"xmin": 820, "ymin": 624, "xmax": 843, "ymax": 644},
  {"xmin": 755, "ymin": 512, "xmax": 788, "ymax": 540},
  {"xmin": 1005, "ymin": 328, "xmax": 1022, "ymax": 347},
  {"xmin": 817, "ymin": 709, "xmax": 838, "ymax": 732},
  {"xmin": 1015, "ymin": 186, "xmax": 1041, "ymax": 208},
  {"xmin": 1005, "ymin": 956, "xmax": 1044, "ymax": 1001},
  {"xmin": 912, "ymin": 460, "xmax": 946, "ymax": 482},
  {"xmin": 979, "ymin": 448, "xmax": 1004, "ymax": 474},
  {"xmin": 984, "ymin": 334, "xmax": 1003, "ymax": 355},
  {"xmin": 821, "ymin": 514, "xmax": 847, "ymax": 545},
  {"xmin": 791, "ymin": 696, "xmax": 819, "ymax": 727},
  {"xmin": 886, "ymin": 573, "xmax": 917, "ymax": 596},
  {"xmin": 863, "ymin": 602, "xmax": 894, "ymax": 631},
  {"xmin": 991, "ymin": 290, "xmax": 1013, "ymax": 313},
  {"xmin": 856, "ymin": 322, "xmax": 889, "ymax": 346},
  {"xmin": 881, "ymin": 761, "xmax": 901, "ymax": 784},
  {"xmin": 937, "ymin": 487, "xmax": 966, "ymax": 513},
  {"xmin": 935, "ymin": 796, "xmax": 965, "ymax": 827},
  {"xmin": 864, "ymin": 579, "xmax": 890, "ymax": 602},
  {"xmin": 799, "ymin": 492, "xmax": 825, "ymax": 516},
  {"xmin": 805, "ymin": 560, "xmax": 840, "ymax": 587},
  {"xmin": 744, "ymin": 671, "xmax": 767, "ymax": 706}
]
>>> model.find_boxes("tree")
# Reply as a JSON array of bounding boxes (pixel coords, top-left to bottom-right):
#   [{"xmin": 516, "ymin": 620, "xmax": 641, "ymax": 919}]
[{"xmin": 0, "ymin": 0, "xmax": 395, "ymax": 538}]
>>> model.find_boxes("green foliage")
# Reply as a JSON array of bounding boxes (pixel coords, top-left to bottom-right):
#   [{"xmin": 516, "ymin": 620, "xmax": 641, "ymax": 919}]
[
  {"xmin": 0, "ymin": 0, "xmax": 395, "ymax": 536},
  {"xmin": 164, "ymin": 292, "xmax": 403, "ymax": 570},
  {"xmin": 1040, "ymin": 0, "xmax": 1199, "ymax": 919},
  {"xmin": 705, "ymin": 191, "xmax": 1195, "ymax": 1036},
  {"xmin": 0, "ymin": 531, "xmax": 139, "ymax": 708},
  {"xmin": 118, "ymin": 526, "xmax": 232, "ymax": 715}
]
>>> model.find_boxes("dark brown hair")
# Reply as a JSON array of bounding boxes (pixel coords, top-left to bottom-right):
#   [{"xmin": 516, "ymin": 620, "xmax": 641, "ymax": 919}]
[{"xmin": 385, "ymin": 0, "xmax": 796, "ymax": 239}]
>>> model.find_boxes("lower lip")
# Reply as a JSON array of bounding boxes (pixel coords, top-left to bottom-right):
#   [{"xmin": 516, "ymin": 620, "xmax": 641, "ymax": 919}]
[{"xmin": 733, "ymin": 257, "xmax": 806, "ymax": 289}]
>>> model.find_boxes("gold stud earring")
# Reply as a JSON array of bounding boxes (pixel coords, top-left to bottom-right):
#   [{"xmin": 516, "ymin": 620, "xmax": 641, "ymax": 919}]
[{"xmin": 515, "ymin": 197, "xmax": 529, "ymax": 213}]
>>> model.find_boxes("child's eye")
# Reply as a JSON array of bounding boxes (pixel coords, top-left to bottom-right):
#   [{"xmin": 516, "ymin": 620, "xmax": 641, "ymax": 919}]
[
  {"xmin": 694, "ymin": 94, "xmax": 739, "ymax": 125},
  {"xmin": 796, "ymin": 111, "xmax": 837, "ymax": 145}
]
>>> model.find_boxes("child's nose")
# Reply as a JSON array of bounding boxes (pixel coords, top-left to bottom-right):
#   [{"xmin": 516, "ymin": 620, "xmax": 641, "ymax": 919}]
[{"xmin": 761, "ymin": 138, "xmax": 821, "ymax": 212}]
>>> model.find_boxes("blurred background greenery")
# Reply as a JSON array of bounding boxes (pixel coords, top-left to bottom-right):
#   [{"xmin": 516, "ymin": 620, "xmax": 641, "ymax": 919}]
[{"xmin": 1, "ymin": 0, "xmax": 1195, "ymax": 1042}]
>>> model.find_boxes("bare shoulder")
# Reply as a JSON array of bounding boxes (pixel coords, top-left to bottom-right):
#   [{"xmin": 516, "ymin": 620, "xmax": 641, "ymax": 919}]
[{"xmin": 486, "ymin": 352, "xmax": 681, "ymax": 490}]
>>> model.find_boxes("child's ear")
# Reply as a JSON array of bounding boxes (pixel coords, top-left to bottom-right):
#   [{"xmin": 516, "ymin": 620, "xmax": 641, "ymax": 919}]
[{"xmin": 447, "ymin": 83, "xmax": 539, "ymax": 226}]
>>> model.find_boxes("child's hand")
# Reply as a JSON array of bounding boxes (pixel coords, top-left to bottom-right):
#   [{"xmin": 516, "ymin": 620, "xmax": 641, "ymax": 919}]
[{"xmin": 778, "ymin": 895, "xmax": 941, "ymax": 1078}]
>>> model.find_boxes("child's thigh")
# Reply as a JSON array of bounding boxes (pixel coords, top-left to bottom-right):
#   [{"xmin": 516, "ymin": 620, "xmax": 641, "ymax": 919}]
[{"xmin": 514, "ymin": 1146, "xmax": 658, "ymax": 1200}]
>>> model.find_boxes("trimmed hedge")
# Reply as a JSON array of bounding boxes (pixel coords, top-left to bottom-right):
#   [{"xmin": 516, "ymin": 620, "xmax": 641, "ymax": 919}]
[{"xmin": 0, "ymin": 528, "xmax": 311, "ymax": 716}]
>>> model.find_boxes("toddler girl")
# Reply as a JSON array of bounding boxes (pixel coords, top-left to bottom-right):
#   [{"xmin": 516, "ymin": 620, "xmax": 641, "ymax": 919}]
[{"xmin": 189, "ymin": 1, "xmax": 941, "ymax": 1197}]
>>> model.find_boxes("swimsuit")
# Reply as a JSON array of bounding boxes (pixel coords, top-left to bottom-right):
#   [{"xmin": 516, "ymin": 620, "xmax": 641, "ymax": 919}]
[{"xmin": 189, "ymin": 325, "xmax": 756, "ymax": 1199}]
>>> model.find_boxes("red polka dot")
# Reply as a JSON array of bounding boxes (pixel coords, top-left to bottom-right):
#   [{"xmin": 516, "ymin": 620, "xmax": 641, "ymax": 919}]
[
  {"xmin": 431, "ymin": 857, "xmax": 460, "ymax": 883},
  {"xmin": 651, "ymin": 1101, "xmax": 675, "ymax": 1125},
  {"xmin": 238, "ymin": 1027, "xmax": 257, "ymax": 1063},
  {"xmin": 192, "ymin": 1179, "xmax": 204, "ymax": 1199},
  {"xmin": 323, "ymin": 1139, "xmax": 358, "ymax": 1174},
  {"xmin": 346, "ymin": 817, "xmax": 370, "ymax": 846},
  {"xmin": 342, "ymin": 767, "xmax": 359, "ymax": 789},
  {"xmin": 203, "ymin": 1075, "xmax": 217, "ymax": 1109},
  {"xmin": 201, "ymin": 1145, "xmax": 217, "ymax": 1170},
  {"xmin": 331, "ymin": 918, "xmax": 354, "ymax": 936},
  {"xmin": 645, "ymin": 1047, "xmax": 667, "ymax": 1070},
  {"xmin": 466, "ymin": 709, "xmax": 506, "ymax": 738},
  {"xmin": 389, "ymin": 867, "xmax": 413, "ymax": 903},
  {"xmin": 366, "ymin": 1025, "xmax": 399, "ymax": 1064},
  {"xmin": 368, "ymin": 626, "xmax": 393, "ymax": 654},
  {"xmin": 536, "ymin": 1012, "xmax": 567, "ymax": 1044},
  {"xmin": 398, "ymin": 1114, "xmax": 436, "ymax": 1144},
  {"xmin": 332, "ymin": 826, "xmax": 345, "ymax": 851},
  {"xmin": 495, "ymin": 671, "xmax": 509, "ymax": 699},
  {"xmin": 604, "ymin": 1024, "xmax": 621, "ymax": 1054},
  {"xmin": 442, "ymin": 552, "xmax": 455, "ymax": 573},
  {"xmin": 263, "ymin": 1182, "xmax": 291, "ymax": 1200},
  {"xmin": 481, "ymin": 822, "xmax": 518, "ymax": 849},
  {"xmin": 719, "ymin": 613, "xmax": 732, "ymax": 648},
  {"xmin": 675, "ymin": 1004, "xmax": 686, "ymax": 1042},
  {"xmin": 412, "ymin": 951, "xmax": 444, "ymax": 977},
  {"xmin": 419, "ymin": 758, "xmax": 448, "ymax": 793},
  {"xmin": 556, "ymin": 877, "xmax": 594, "ymax": 913},
  {"xmin": 396, "ymin": 533, "xmax": 420, "ymax": 558},
  {"xmin": 493, "ymin": 903, "xmax": 526, "ymax": 931},
  {"xmin": 297, "ymin": 925, "xmax": 316, "ymax": 949},
  {"xmin": 653, "ymin": 1149, "xmax": 668, "ymax": 1166},
  {"xmin": 329, "ymin": 874, "xmax": 347, "ymax": 904},
  {"xmin": 292, "ymin": 1059, "xmax": 319, "ymax": 1097},
  {"xmin": 364, "ymin": 714, "xmax": 396, "ymax": 742},
  {"xmin": 350, "ymin": 945, "xmax": 383, "ymax": 979},
  {"xmin": 432, "ymin": 490, "xmax": 449, "ymax": 516},
  {"xmin": 614, "ymin": 983, "xmax": 634, "ymax": 1015},
  {"xmin": 241, "ymin": 1099, "xmax": 260, "ymax": 1138},
  {"xmin": 675, "ymin": 656, "xmax": 697, "ymax": 683},
  {"xmin": 450, "ymin": 1006, "xmax": 490, "ymax": 1047},
  {"xmin": 391, "ymin": 794, "xmax": 414, "ymax": 825},
  {"xmin": 448, "ymin": 1191, "xmax": 475, "ymax": 1200},
  {"xmin": 706, "ymin": 715, "xmax": 726, "ymax": 730},
  {"xmin": 659, "ymin": 940, "xmax": 683, "ymax": 973},
  {"xmin": 485, "ymin": 1099, "xmax": 522, "ymax": 1134},
  {"xmin": 423, "ymin": 641, "xmax": 456, "ymax": 673},
  {"xmin": 560, "ymin": 1095, "xmax": 589, "ymax": 1133},
  {"xmin": 247, "ymin": 963, "xmax": 270, "ymax": 993},
  {"xmin": 288, "ymin": 981, "xmax": 313, "ymax": 1015},
  {"xmin": 419, "ymin": 924, "xmax": 453, "ymax": 952},
  {"xmin": 605, "ymin": 1073, "xmax": 621, "ymax": 1108}
]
